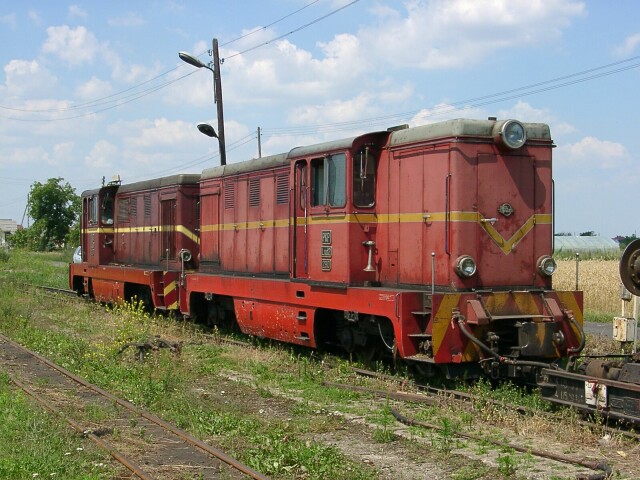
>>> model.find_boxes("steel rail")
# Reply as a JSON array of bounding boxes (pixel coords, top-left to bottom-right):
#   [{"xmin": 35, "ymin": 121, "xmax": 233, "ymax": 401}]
[
  {"xmin": 8, "ymin": 375, "xmax": 155, "ymax": 480},
  {"xmin": 391, "ymin": 408, "xmax": 612, "ymax": 480},
  {"xmin": 351, "ymin": 366, "xmax": 640, "ymax": 441},
  {"xmin": 0, "ymin": 333, "xmax": 269, "ymax": 480}
]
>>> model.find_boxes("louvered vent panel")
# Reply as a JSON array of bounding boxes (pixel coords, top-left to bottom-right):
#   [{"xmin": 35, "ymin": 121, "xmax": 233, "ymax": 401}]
[
  {"xmin": 249, "ymin": 179, "xmax": 260, "ymax": 207},
  {"xmin": 276, "ymin": 174, "xmax": 289, "ymax": 204},
  {"xmin": 144, "ymin": 195, "xmax": 152, "ymax": 217},
  {"xmin": 225, "ymin": 182, "xmax": 235, "ymax": 209},
  {"xmin": 130, "ymin": 196, "xmax": 137, "ymax": 218},
  {"xmin": 118, "ymin": 197, "xmax": 130, "ymax": 222}
]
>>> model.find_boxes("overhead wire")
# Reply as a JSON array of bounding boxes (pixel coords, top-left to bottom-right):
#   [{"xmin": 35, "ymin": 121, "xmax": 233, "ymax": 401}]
[
  {"xmin": 260, "ymin": 56, "xmax": 640, "ymax": 137},
  {"xmin": 223, "ymin": 0, "xmax": 360, "ymax": 60},
  {"xmin": 0, "ymin": 0, "xmax": 333, "ymax": 119}
]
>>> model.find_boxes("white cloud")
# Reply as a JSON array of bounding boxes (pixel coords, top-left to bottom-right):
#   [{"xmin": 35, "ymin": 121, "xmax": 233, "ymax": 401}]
[
  {"xmin": 3, "ymin": 59, "xmax": 57, "ymax": 97},
  {"xmin": 361, "ymin": 0, "xmax": 585, "ymax": 69},
  {"xmin": 46, "ymin": 142, "xmax": 76, "ymax": 167},
  {"xmin": 68, "ymin": 5, "xmax": 88, "ymax": 19},
  {"xmin": 108, "ymin": 12, "xmax": 145, "ymax": 27},
  {"xmin": 75, "ymin": 76, "xmax": 113, "ymax": 100},
  {"xmin": 614, "ymin": 33, "xmax": 640, "ymax": 57},
  {"xmin": 2, "ymin": 146, "xmax": 49, "ymax": 167},
  {"xmin": 288, "ymin": 93, "xmax": 382, "ymax": 126},
  {"xmin": 28, "ymin": 8, "xmax": 42, "ymax": 26},
  {"xmin": 42, "ymin": 25, "xmax": 101, "ymax": 66},
  {"xmin": 410, "ymin": 102, "xmax": 487, "ymax": 126},
  {"xmin": 497, "ymin": 101, "xmax": 576, "ymax": 136},
  {"xmin": 1, "ymin": 13, "xmax": 17, "ymax": 29},
  {"xmin": 123, "ymin": 118, "xmax": 196, "ymax": 149},
  {"xmin": 85, "ymin": 140, "xmax": 118, "ymax": 169},
  {"xmin": 557, "ymin": 136, "xmax": 629, "ymax": 169}
]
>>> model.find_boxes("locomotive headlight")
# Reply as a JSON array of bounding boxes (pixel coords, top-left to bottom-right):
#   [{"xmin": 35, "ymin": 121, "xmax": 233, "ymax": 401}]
[
  {"xmin": 455, "ymin": 255, "xmax": 477, "ymax": 278},
  {"xmin": 538, "ymin": 255, "xmax": 557, "ymax": 277},
  {"xmin": 499, "ymin": 120, "xmax": 527, "ymax": 149}
]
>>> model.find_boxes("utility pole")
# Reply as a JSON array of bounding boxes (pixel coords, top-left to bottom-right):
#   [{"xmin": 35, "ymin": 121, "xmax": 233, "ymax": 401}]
[
  {"xmin": 211, "ymin": 38, "xmax": 226, "ymax": 166},
  {"xmin": 257, "ymin": 127, "xmax": 262, "ymax": 158}
]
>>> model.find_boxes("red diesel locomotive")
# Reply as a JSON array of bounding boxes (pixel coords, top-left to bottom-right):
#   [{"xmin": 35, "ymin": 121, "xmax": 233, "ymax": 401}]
[{"xmin": 70, "ymin": 118, "xmax": 584, "ymax": 378}]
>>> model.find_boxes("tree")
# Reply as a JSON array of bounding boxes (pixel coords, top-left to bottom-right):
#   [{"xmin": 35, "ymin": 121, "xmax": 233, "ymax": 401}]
[
  {"xmin": 27, "ymin": 178, "xmax": 80, "ymax": 251},
  {"xmin": 579, "ymin": 230, "xmax": 597, "ymax": 236}
]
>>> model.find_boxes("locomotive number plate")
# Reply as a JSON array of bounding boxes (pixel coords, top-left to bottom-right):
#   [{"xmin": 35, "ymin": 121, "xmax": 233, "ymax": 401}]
[
  {"xmin": 321, "ymin": 259, "xmax": 331, "ymax": 271},
  {"xmin": 321, "ymin": 246, "xmax": 332, "ymax": 258},
  {"xmin": 321, "ymin": 230, "xmax": 332, "ymax": 245}
]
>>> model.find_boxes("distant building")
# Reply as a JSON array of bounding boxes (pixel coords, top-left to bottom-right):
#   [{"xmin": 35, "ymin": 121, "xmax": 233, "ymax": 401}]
[
  {"xmin": 0, "ymin": 219, "xmax": 19, "ymax": 247},
  {"xmin": 554, "ymin": 235, "xmax": 620, "ymax": 257}
]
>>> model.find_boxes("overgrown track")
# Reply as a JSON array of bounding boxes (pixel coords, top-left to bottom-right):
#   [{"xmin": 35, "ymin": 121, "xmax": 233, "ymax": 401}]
[
  {"xmin": 0, "ymin": 333, "xmax": 268, "ymax": 480},
  {"xmin": 328, "ymin": 369, "xmax": 615, "ymax": 480},
  {"xmin": 350, "ymin": 366, "xmax": 640, "ymax": 441}
]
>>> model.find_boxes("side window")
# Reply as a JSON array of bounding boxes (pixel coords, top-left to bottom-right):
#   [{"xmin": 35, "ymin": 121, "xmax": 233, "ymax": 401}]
[
  {"xmin": 311, "ymin": 153, "xmax": 346, "ymax": 208},
  {"xmin": 352, "ymin": 147, "xmax": 376, "ymax": 208},
  {"xmin": 101, "ymin": 192, "xmax": 114, "ymax": 225},
  {"xmin": 88, "ymin": 196, "xmax": 98, "ymax": 225}
]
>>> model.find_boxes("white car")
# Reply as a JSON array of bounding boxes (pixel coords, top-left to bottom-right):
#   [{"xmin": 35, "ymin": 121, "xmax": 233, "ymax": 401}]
[{"xmin": 72, "ymin": 246, "xmax": 82, "ymax": 263}]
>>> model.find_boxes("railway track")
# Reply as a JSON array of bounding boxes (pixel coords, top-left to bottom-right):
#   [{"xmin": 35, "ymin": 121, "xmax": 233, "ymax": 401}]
[
  {"xmin": 325, "ymin": 369, "xmax": 616, "ymax": 480},
  {"xmin": 349, "ymin": 366, "xmax": 640, "ymax": 440},
  {"xmin": 0, "ymin": 333, "xmax": 267, "ymax": 480}
]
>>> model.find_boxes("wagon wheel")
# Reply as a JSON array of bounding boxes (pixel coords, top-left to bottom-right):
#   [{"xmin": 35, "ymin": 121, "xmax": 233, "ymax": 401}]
[{"xmin": 620, "ymin": 238, "xmax": 640, "ymax": 296}]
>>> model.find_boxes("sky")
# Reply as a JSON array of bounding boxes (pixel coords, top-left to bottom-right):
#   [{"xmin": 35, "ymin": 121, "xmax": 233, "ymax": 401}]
[{"xmin": 0, "ymin": 0, "xmax": 638, "ymax": 239}]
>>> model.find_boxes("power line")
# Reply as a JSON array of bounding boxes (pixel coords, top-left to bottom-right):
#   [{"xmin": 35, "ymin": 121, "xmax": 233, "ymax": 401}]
[
  {"xmin": 0, "ymin": 71, "xmax": 197, "ymax": 122},
  {"xmin": 0, "ymin": 0, "xmax": 327, "ymax": 118},
  {"xmin": 223, "ymin": 0, "xmax": 360, "ymax": 61},
  {"xmin": 260, "ymin": 57, "xmax": 640, "ymax": 136},
  {"xmin": 220, "ymin": 0, "xmax": 321, "ymax": 48}
]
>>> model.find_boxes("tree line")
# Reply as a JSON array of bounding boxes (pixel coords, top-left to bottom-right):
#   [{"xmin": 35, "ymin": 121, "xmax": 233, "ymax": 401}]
[{"xmin": 8, "ymin": 178, "xmax": 80, "ymax": 251}]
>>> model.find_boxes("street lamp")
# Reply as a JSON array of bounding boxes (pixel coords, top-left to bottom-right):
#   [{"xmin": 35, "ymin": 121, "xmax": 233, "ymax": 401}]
[{"xmin": 179, "ymin": 38, "xmax": 226, "ymax": 166}]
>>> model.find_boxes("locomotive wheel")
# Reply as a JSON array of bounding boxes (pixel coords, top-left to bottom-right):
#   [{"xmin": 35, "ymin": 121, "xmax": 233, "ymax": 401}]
[{"xmin": 620, "ymin": 239, "xmax": 640, "ymax": 296}]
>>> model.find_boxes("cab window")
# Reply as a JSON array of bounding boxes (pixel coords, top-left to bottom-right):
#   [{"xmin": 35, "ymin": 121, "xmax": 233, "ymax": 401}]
[
  {"xmin": 101, "ymin": 192, "xmax": 114, "ymax": 225},
  {"xmin": 88, "ymin": 196, "xmax": 98, "ymax": 225},
  {"xmin": 311, "ymin": 153, "xmax": 346, "ymax": 208},
  {"xmin": 352, "ymin": 147, "xmax": 376, "ymax": 207}
]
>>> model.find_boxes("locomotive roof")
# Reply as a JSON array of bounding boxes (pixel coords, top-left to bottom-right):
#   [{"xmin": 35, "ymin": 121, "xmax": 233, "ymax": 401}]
[
  {"xmin": 80, "ymin": 173, "xmax": 201, "ymax": 196},
  {"xmin": 388, "ymin": 118, "xmax": 551, "ymax": 146},
  {"xmin": 288, "ymin": 135, "xmax": 361, "ymax": 158},
  {"xmin": 202, "ymin": 132, "xmax": 390, "ymax": 180},
  {"xmin": 116, "ymin": 173, "xmax": 201, "ymax": 194},
  {"xmin": 201, "ymin": 152, "xmax": 289, "ymax": 179}
]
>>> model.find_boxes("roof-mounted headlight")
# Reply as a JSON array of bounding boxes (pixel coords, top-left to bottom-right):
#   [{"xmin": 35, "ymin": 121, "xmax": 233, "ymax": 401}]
[
  {"xmin": 496, "ymin": 119, "xmax": 527, "ymax": 149},
  {"xmin": 538, "ymin": 255, "xmax": 557, "ymax": 277},
  {"xmin": 455, "ymin": 255, "xmax": 477, "ymax": 278}
]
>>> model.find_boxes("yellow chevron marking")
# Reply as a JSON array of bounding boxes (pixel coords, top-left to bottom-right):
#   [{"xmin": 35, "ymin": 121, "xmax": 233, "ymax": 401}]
[
  {"xmin": 478, "ymin": 213, "xmax": 551, "ymax": 254},
  {"xmin": 82, "ymin": 211, "xmax": 550, "ymax": 256},
  {"xmin": 163, "ymin": 279, "xmax": 176, "ymax": 297},
  {"xmin": 431, "ymin": 294, "xmax": 461, "ymax": 356},
  {"xmin": 554, "ymin": 291, "xmax": 584, "ymax": 325},
  {"xmin": 81, "ymin": 225, "xmax": 200, "ymax": 245}
]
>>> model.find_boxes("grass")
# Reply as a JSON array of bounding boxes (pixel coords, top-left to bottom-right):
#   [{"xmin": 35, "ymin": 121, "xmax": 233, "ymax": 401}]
[
  {"xmin": 0, "ymin": 252, "xmax": 380, "ymax": 479},
  {"xmin": 0, "ymin": 372, "xmax": 116, "ymax": 479},
  {"xmin": 0, "ymin": 248, "xmax": 629, "ymax": 479},
  {"xmin": 0, "ymin": 247, "xmax": 73, "ymax": 288}
]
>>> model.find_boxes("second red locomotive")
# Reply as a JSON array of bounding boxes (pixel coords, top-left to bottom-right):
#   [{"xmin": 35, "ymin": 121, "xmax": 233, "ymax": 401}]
[{"xmin": 70, "ymin": 117, "xmax": 584, "ymax": 379}]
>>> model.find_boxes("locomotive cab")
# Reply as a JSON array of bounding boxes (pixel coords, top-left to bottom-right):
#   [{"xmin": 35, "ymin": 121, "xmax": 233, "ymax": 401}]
[
  {"xmin": 80, "ymin": 184, "xmax": 118, "ymax": 267},
  {"xmin": 70, "ymin": 174, "xmax": 201, "ymax": 311},
  {"xmin": 290, "ymin": 132, "xmax": 388, "ymax": 286}
]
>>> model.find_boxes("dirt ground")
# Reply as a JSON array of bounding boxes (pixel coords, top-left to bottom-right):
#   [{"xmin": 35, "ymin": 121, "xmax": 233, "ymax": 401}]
[{"xmin": 210, "ymin": 369, "xmax": 636, "ymax": 480}]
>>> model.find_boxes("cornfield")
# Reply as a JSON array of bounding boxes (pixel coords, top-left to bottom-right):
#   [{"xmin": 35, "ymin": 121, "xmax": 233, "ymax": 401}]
[{"xmin": 554, "ymin": 259, "xmax": 629, "ymax": 320}]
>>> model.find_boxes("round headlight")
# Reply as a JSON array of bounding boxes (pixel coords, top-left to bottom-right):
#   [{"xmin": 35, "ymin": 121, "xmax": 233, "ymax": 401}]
[
  {"xmin": 500, "ymin": 120, "xmax": 527, "ymax": 149},
  {"xmin": 538, "ymin": 256, "xmax": 557, "ymax": 277},
  {"xmin": 456, "ymin": 255, "xmax": 477, "ymax": 278}
]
